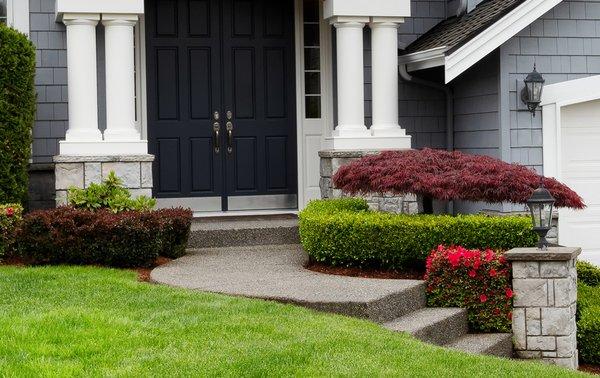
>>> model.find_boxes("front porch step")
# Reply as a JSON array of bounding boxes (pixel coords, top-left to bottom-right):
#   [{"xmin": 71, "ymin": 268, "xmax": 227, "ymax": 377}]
[
  {"xmin": 383, "ymin": 307, "xmax": 469, "ymax": 346},
  {"xmin": 446, "ymin": 333, "xmax": 514, "ymax": 358},
  {"xmin": 188, "ymin": 215, "xmax": 299, "ymax": 248}
]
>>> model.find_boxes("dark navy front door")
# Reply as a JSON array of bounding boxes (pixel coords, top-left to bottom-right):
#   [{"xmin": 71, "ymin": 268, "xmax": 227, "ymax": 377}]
[{"xmin": 146, "ymin": 0, "xmax": 297, "ymax": 211}]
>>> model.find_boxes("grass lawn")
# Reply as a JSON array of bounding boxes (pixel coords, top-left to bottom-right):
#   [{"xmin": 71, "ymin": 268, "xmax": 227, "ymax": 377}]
[{"xmin": 0, "ymin": 266, "xmax": 586, "ymax": 377}]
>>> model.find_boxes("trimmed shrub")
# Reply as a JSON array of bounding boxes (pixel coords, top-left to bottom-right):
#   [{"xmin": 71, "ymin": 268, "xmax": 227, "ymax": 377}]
[
  {"xmin": 299, "ymin": 198, "xmax": 537, "ymax": 270},
  {"xmin": 15, "ymin": 207, "xmax": 192, "ymax": 267},
  {"xmin": 577, "ymin": 261, "xmax": 600, "ymax": 287},
  {"xmin": 0, "ymin": 24, "xmax": 36, "ymax": 205},
  {"xmin": 425, "ymin": 245, "xmax": 513, "ymax": 332},
  {"xmin": 578, "ymin": 283, "xmax": 600, "ymax": 364},
  {"xmin": 154, "ymin": 208, "xmax": 193, "ymax": 259},
  {"xmin": 0, "ymin": 204, "xmax": 23, "ymax": 259},
  {"xmin": 68, "ymin": 171, "xmax": 156, "ymax": 213}
]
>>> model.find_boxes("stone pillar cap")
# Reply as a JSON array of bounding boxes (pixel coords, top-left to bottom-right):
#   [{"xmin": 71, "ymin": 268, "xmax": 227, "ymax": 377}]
[{"xmin": 504, "ymin": 247, "xmax": 581, "ymax": 261}]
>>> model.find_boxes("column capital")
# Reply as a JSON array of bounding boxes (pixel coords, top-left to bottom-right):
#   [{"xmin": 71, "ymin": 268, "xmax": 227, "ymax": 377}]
[
  {"xmin": 62, "ymin": 13, "xmax": 100, "ymax": 26},
  {"xmin": 329, "ymin": 16, "xmax": 370, "ymax": 27},
  {"xmin": 369, "ymin": 17, "xmax": 404, "ymax": 27},
  {"xmin": 102, "ymin": 13, "xmax": 139, "ymax": 26}
]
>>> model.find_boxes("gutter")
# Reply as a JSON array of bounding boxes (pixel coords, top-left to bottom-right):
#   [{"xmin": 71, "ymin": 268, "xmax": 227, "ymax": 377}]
[
  {"xmin": 398, "ymin": 64, "xmax": 454, "ymax": 152},
  {"xmin": 399, "ymin": 64, "xmax": 455, "ymax": 214}
]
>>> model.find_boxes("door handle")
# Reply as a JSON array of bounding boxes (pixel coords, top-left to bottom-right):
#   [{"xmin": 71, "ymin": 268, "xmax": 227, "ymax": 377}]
[
  {"xmin": 226, "ymin": 121, "xmax": 233, "ymax": 154},
  {"xmin": 213, "ymin": 122, "xmax": 221, "ymax": 154}
]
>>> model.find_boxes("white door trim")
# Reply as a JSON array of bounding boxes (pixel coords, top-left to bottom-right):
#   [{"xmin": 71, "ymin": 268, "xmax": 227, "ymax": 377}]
[{"xmin": 541, "ymin": 75, "xmax": 600, "ymax": 180}]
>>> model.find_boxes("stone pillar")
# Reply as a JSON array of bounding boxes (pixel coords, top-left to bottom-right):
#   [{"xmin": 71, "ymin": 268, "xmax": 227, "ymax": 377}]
[
  {"xmin": 331, "ymin": 17, "xmax": 370, "ymax": 138},
  {"xmin": 319, "ymin": 150, "xmax": 422, "ymax": 214},
  {"xmin": 102, "ymin": 15, "xmax": 141, "ymax": 143},
  {"xmin": 505, "ymin": 247, "xmax": 580, "ymax": 370},
  {"xmin": 369, "ymin": 18, "xmax": 403, "ymax": 136},
  {"xmin": 61, "ymin": 14, "xmax": 102, "ymax": 148},
  {"xmin": 54, "ymin": 155, "xmax": 155, "ymax": 206}
]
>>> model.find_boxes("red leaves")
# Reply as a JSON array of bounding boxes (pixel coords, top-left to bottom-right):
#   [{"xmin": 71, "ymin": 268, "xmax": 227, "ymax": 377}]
[
  {"xmin": 425, "ymin": 245, "xmax": 513, "ymax": 332},
  {"xmin": 333, "ymin": 149, "xmax": 585, "ymax": 209}
]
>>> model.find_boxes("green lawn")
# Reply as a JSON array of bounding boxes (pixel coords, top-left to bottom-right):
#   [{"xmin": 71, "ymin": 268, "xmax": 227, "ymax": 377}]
[{"xmin": 0, "ymin": 267, "xmax": 586, "ymax": 377}]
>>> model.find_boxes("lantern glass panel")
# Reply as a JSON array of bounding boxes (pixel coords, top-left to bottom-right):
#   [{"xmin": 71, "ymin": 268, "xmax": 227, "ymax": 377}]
[
  {"xmin": 532, "ymin": 81, "xmax": 544, "ymax": 102},
  {"xmin": 529, "ymin": 202, "xmax": 553, "ymax": 229}
]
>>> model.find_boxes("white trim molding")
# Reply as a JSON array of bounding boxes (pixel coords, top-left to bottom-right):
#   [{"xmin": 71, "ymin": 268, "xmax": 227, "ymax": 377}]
[
  {"xmin": 541, "ymin": 75, "xmax": 600, "ymax": 179},
  {"xmin": 55, "ymin": 0, "xmax": 144, "ymax": 21},
  {"xmin": 323, "ymin": 0, "xmax": 409, "ymax": 19},
  {"xmin": 398, "ymin": 0, "xmax": 561, "ymax": 83},
  {"xmin": 5, "ymin": 0, "xmax": 29, "ymax": 34}
]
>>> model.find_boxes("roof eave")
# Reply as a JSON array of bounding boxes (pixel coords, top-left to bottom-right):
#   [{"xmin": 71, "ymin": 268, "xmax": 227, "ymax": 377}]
[{"xmin": 399, "ymin": 0, "xmax": 563, "ymax": 84}]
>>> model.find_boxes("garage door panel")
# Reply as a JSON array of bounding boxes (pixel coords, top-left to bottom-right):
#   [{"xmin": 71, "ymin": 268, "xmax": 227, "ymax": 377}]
[{"xmin": 559, "ymin": 99, "xmax": 600, "ymax": 259}]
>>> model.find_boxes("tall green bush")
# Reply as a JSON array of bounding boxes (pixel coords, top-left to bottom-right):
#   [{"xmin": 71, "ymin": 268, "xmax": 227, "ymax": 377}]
[
  {"xmin": 299, "ymin": 198, "xmax": 538, "ymax": 270},
  {"xmin": 0, "ymin": 24, "xmax": 36, "ymax": 205}
]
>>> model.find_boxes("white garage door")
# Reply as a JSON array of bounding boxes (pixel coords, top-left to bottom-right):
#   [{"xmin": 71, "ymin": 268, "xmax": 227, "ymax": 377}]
[{"xmin": 559, "ymin": 99, "xmax": 600, "ymax": 265}]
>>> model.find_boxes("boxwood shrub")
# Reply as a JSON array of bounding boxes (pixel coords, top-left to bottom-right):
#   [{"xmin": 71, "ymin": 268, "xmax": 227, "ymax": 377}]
[
  {"xmin": 0, "ymin": 24, "xmax": 36, "ymax": 205},
  {"xmin": 15, "ymin": 207, "xmax": 192, "ymax": 267},
  {"xmin": 578, "ymin": 261, "xmax": 600, "ymax": 287},
  {"xmin": 577, "ymin": 261, "xmax": 600, "ymax": 365},
  {"xmin": 299, "ymin": 198, "xmax": 537, "ymax": 270}
]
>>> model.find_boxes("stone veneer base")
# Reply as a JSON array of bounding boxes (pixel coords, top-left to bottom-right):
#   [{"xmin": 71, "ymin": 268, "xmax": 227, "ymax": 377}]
[
  {"xmin": 319, "ymin": 149, "xmax": 422, "ymax": 214},
  {"xmin": 53, "ymin": 155, "xmax": 155, "ymax": 207}
]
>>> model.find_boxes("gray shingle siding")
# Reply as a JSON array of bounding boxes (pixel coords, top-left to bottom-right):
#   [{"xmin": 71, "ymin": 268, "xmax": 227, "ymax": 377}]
[
  {"xmin": 501, "ymin": 0, "xmax": 600, "ymax": 173},
  {"xmin": 30, "ymin": 0, "xmax": 67, "ymax": 163}
]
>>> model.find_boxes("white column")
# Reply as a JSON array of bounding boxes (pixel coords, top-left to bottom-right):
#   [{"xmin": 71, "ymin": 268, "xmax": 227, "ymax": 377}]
[
  {"xmin": 62, "ymin": 14, "xmax": 102, "ymax": 143},
  {"xmin": 102, "ymin": 15, "xmax": 140, "ymax": 141},
  {"xmin": 370, "ymin": 18, "xmax": 404, "ymax": 136},
  {"xmin": 332, "ymin": 17, "xmax": 370, "ymax": 137}
]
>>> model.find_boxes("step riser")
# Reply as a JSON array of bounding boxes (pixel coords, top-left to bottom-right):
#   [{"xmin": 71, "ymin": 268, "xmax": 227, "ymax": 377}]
[
  {"xmin": 412, "ymin": 311, "xmax": 469, "ymax": 346},
  {"xmin": 188, "ymin": 227, "xmax": 300, "ymax": 248},
  {"xmin": 367, "ymin": 284, "xmax": 427, "ymax": 323},
  {"xmin": 482, "ymin": 337, "xmax": 513, "ymax": 358},
  {"xmin": 447, "ymin": 333, "xmax": 514, "ymax": 358}
]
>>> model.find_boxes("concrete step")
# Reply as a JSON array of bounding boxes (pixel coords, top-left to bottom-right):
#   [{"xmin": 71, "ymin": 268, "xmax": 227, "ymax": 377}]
[
  {"xmin": 383, "ymin": 307, "xmax": 469, "ymax": 346},
  {"xmin": 188, "ymin": 214, "xmax": 299, "ymax": 248},
  {"xmin": 446, "ymin": 333, "xmax": 513, "ymax": 358}
]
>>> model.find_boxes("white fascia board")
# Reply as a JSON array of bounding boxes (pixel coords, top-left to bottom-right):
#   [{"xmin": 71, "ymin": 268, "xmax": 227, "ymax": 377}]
[
  {"xmin": 323, "ymin": 0, "xmax": 410, "ymax": 19},
  {"xmin": 7, "ymin": 0, "xmax": 30, "ymax": 35},
  {"xmin": 541, "ymin": 74, "xmax": 600, "ymax": 107},
  {"xmin": 398, "ymin": 46, "xmax": 448, "ymax": 72},
  {"xmin": 444, "ymin": 0, "xmax": 562, "ymax": 83},
  {"xmin": 56, "ymin": 0, "xmax": 144, "ymax": 21}
]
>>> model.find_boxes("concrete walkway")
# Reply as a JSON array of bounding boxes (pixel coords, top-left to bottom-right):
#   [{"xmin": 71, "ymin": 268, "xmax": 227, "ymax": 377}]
[{"xmin": 150, "ymin": 244, "xmax": 426, "ymax": 322}]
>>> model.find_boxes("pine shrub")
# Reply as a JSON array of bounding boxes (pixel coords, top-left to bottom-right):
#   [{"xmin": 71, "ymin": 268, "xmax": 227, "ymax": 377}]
[{"xmin": 0, "ymin": 24, "xmax": 36, "ymax": 205}]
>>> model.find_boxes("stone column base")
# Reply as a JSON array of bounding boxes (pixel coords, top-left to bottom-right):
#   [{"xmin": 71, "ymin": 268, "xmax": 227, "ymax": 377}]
[
  {"xmin": 319, "ymin": 149, "xmax": 421, "ymax": 214},
  {"xmin": 53, "ymin": 155, "xmax": 155, "ymax": 207}
]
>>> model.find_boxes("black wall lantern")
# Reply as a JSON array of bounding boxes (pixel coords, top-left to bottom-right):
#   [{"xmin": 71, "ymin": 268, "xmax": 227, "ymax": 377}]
[
  {"xmin": 521, "ymin": 64, "xmax": 545, "ymax": 116},
  {"xmin": 526, "ymin": 182, "xmax": 556, "ymax": 250}
]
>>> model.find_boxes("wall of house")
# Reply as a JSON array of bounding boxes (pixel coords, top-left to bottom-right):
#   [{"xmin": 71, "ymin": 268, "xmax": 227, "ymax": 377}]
[{"xmin": 501, "ymin": 0, "xmax": 600, "ymax": 174}]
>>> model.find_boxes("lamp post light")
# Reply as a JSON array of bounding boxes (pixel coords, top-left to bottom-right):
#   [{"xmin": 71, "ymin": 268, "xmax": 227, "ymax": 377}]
[
  {"xmin": 526, "ymin": 182, "xmax": 556, "ymax": 250},
  {"xmin": 521, "ymin": 64, "xmax": 545, "ymax": 116}
]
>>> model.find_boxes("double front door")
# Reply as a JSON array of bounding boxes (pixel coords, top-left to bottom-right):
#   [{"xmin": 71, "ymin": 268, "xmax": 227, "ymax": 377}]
[{"xmin": 146, "ymin": 0, "xmax": 297, "ymax": 211}]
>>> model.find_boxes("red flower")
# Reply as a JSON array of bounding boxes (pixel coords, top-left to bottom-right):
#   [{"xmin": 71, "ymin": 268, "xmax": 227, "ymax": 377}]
[
  {"xmin": 468, "ymin": 270, "xmax": 477, "ymax": 278},
  {"xmin": 493, "ymin": 308, "xmax": 501, "ymax": 316},
  {"xmin": 505, "ymin": 288, "xmax": 514, "ymax": 299},
  {"xmin": 479, "ymin": 294, "xmax": 488, "ymax": 303},
  {"xmin": 6, "ymin": 207, "xmax": 14, "ymax": 217},
  {"xmin": 489, "ymin": 268, "xmax": 497, "ymax": 277},
  {"xmin": 485, "ymin": 250, "xmax": 495, "ymax": 262}
]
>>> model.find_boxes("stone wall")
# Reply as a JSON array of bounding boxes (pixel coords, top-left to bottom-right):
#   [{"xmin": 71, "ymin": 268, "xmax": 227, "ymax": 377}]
[
  {"xmin": 54, "ymin": 155, "xmax": 154, "ymax": 206},
  {"xmin": 506, "ymin": 247, "xmax": 580, "ymax": 370},
  {"xmin": 319, "ymin": 150, "xmax": 422, "ymax": 214}
]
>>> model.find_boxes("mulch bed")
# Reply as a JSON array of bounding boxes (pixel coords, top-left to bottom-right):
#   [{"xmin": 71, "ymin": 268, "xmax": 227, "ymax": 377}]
[
  {"xmin": 305, "ymin": 261, "xmax": 424, "ymax": 280},
  {"xmin": 1, "ymin": 255, "xmax": 172, "ymax": 283},
  {"xmin": 581, "ymin": 364, "xmax": 600, "ymax": 375}
]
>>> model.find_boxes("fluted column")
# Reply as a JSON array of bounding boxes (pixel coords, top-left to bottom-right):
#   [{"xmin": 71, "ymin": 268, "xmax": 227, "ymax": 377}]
[
  {"xmin": 63, "ymin": 14, "xmax": 102, "ymax": 143},
  {"xmin": 332, "ymin": 17, "xmax": 370, "ymax": 137},
  {"xmin": 370, "ymin": 18, "xmax": 404, "ymax": 136},
  {"xmin": 102, "ymin": 15, "xmax": 140, "ymax": 141}
]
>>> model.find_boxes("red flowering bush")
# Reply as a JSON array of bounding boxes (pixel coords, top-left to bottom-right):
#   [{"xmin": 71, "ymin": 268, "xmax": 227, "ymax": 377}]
[
  {"xmin": 333, "ymin": 149, "xmax": 585, "ymax": 209},
  {"xmin": 425, "ymin": 245, "xmax": 513, "ymax": 332}
]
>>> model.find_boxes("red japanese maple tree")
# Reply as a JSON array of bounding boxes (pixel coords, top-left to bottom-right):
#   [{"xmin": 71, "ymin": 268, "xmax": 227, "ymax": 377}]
[{"xmin": 332, "ymin": 149, "xmax": 584, "ymax": 209}]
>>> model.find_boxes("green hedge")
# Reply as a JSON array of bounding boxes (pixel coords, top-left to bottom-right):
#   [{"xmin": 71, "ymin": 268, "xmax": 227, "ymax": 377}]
[
  {"xmin": 299, "ymin": 198, "xmax": 537, "ymax": 270},
  {"xmin": 578, "ymin": 282, "xmax": 600, "ymax": 364},
  {"xmin": 0, "ymin": 24, "xmax": 36, "ymax": 205},
  {"xmin": 578, "ymin": 261, "xmax": 600, "ymax": 287}
]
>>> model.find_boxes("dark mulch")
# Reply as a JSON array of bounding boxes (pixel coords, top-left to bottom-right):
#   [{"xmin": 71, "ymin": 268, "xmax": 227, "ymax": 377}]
[
  {"xmin": 136, "ymin": 257, "xmax": 172, "ymax": 282},
  {"xmin": 306, "ymin": 261, "xmax": 424, "ymax": 280},
  {"xmin": 1, "ymin": 255, "xmax": 172, "ymax": 283},
  {"xmin": 581, "ymin": 364, "xmax": 600, "ymax": 375}
]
